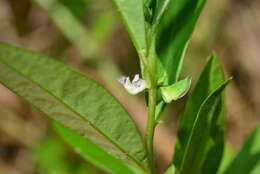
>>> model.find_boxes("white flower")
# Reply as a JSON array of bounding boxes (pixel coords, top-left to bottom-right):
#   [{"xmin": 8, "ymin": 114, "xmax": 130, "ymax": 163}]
[{"xmin": 118, "ymin": 74, "xmax": 147, "ymax": 95}]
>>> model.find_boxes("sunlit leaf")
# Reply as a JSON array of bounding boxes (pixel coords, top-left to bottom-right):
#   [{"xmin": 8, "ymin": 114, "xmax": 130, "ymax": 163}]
[
  {"xmin": 223, "ymin": 126, "xmax": 260, "ymax": 174},
  {"xmin": 34, "ymin": 136, "xmax": 74, "ymax": 174},
  {"xmin": 111, "ymin": 0, "xmax": 147, "ymax": 53},
  {"xmin": 157, "ymin": 0, "xmax": 206, "ymax": 84},
  {"xmin": 164, "ymin": 164, "xmax": 176, "ymax": 174},
  {"xmin": 217, "ymin": 145, "xmax": 235, "ymax": 174},
  {"xmin": 54, "ymin": 122, "xmax": 139, "ymax": 174},
  {"xmin": 173, "ymin": 54, "xmax": 227, "ymax": 174},
  {"xmin": 75, "ymin": 164, "xmax": 100, "ymax": 174},
  {"xmin": 34, "ymin": 134, "xmax": 100, "ymax": 174},
  {"xmin": 0, "ymin": 43, "xmax": 148, "ymax": 172}
]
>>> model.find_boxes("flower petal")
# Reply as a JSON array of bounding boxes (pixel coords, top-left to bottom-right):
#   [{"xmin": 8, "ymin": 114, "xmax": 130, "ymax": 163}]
[{"xmin": 118, "ymin": 74, "xmax": 147, "ymax": 95}]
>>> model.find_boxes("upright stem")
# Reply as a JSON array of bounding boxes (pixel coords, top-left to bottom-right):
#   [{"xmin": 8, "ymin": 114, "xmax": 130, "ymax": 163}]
[
  {"xmin": 146, "ymin": 87, "xmax": 157, "ymax": 174},
  {"xmin": 144, "ymin": 34, "xmax": 157, "ymax": 173}
]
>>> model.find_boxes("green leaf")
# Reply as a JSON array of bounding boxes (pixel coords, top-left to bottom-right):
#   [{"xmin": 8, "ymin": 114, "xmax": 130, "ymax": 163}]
[
  {"xmin": 53, "ymin": 122, "xmax": 139, "ymax": 174},
  {"xmin": 34, "ymin": 134, "xmax": 100, "ymax": 174},
  {"xmin": 173, "ymin": 54, "xmax": 227, "ymax": 173},
  {"xmin": 111, "ymin": 0, "xmax": 147, "ymax": 53},
  {"xmin": 153, "ymin": 0, "xmax": 171, "ymax": 28},
  {"xmin": 164, "ymin": 164, "xmax": 176, "ymax": 174},
  {"xmin": 144, "ymin": 0, "xmax": 156, "ymax": 23},
  {"xmin": 223, "ymin": 126, "xmax": 260, "ymax": 174},
  {"xmin": 0, "ymin": 43, "xmax": 148, "ymax": 172},
  {"xmin": 34, "ymin": 135, "xmax": 75, "ymax": 174},
  {"xmin": 157, "ymin": 0, "xmax": 206, "ymax": 84},
  {"xmin": 217, "ymin": 145, "xmax": 236, "ymax": 174},
  {"xmin": 160, "ymin": 77, "xmax": 191, "ymax": 103},
  {"xmin": 217, "ymin": 144, "xmax": 235, "ymax": 174},
  {"xmin": 179, "ymin": 79, "xmax": 230, "ymax": 174},
  {"xmin": 75, "ymin": 164, "xmax": 100, "ymax": 174}
]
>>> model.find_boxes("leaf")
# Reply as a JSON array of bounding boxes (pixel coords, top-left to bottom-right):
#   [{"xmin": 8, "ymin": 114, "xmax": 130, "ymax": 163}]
[
  {"xmin": 164, "ymin": 164, "xmax": 176, "ymax": 174},
  {"xmin": 156, "ymin": 0, "xmax": 206, "ymax": 84},
  {"xmin": 0, "ymin": 43, "xmax": 148, "ymax": 172},
  {"xmin": 53, "ymin": 122, "xmax": 139, "ymax": 174},
  {"xmin": 75, "ymin": 164, "xmax": 99, "ymax": 174},
  {"xmin": 144, "ymin": 0, "xmax": 156, "ymax": 22},
  {"xmin": 111, "ymin": 0, "xmax": 147, "ymax": 53},
  {"xmin": 173, "ymin": 54, "xmax": 227, "ymax": 173},
  {"xmin": 34, "ymin": 134, "xmax": 100, "ymax": 174},
  {"xmin": 217, "ymin": 145, "xmax": 236, "ymax": 174},
  {"xmin": 34, "ymin": 135, "xmax": 75, "ymax": 174},
  {"xmin": 179, "ymin": 79, "xmax": 230, "ymax": 174},
  {"xmin": 154, "ymin": 0, "xmax": 206, "ymax": 120},
  {"xmin": 160, "ymin": 77, "xmax": 191, "ymax": 103},
  {"xmin": 153, "ymin": 0, "xmax": 171, "ymax": 28},
  {"xmin": 223, "ymin": 126, "xmax": 260, "ymax": 174}
]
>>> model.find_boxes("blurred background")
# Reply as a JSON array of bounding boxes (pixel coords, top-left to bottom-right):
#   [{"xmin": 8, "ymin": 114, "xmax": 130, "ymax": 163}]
[{"xmin": 0, "ymin": 0, "xmax": 259, "ymax": 173}]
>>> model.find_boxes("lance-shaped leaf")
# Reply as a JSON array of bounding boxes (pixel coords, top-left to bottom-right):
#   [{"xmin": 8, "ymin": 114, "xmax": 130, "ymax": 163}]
[
  {"xmin": 217, "ymin": 145, "xmax": 235, "ymax": 174},
  {"xmin": 156, "ymin": 0, "xmax": 206, "ymax": 84},
  {"xmin": 179, "ymin": 79, "xmax": 229, "ymax": 174},
  {"xmin": 53, "ymin": 122, "xmax": 140, "ymax": 174},
  {"xmin": 164, "ymin": 164, "xmax": 176, "ymax": 174},
  {"xmin": 223, "ymin": 126, "xmax": 260, "ymax": 174},
  {"xmin": 173, "ymin": 54, "xmax": 227, "ymax": 173},
  {"xmin": 34, "ymin": 133, "xmax": 101, "ymax": 174},
  {"xmin": 34, "ymin": 135, "xmax": 79, "ymax": 174},
  {"xmin": 111, "ymin": 0, "xmax": 147, "ymax": 53},
  {"xmin": 0, "ymin": 43, "xmax": 148, "ymax": 171},
  {"xmin": 153, "ymin": 0, "xmax": 171, "ymax": 28}
]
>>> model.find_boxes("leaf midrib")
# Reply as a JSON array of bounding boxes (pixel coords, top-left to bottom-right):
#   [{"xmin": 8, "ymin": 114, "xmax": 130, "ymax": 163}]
[{"xmin": 0, "ymin": 56, "xmax": 147, "ymax": 172}]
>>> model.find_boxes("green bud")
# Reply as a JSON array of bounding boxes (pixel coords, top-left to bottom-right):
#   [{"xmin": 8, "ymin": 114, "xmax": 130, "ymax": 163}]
[{"xmin": 160, "ymin": 77, "xmax": 191, "ymax": 103}]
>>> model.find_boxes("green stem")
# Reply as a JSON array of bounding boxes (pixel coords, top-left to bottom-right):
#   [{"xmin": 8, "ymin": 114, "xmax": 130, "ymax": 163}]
[
  {"xmin": 146, "ymin": 87, "xmax": 157, "ymax": 174},
  {"xmin": 144, "ymin": 33, "xmax": 157, "ymax": 173}
]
